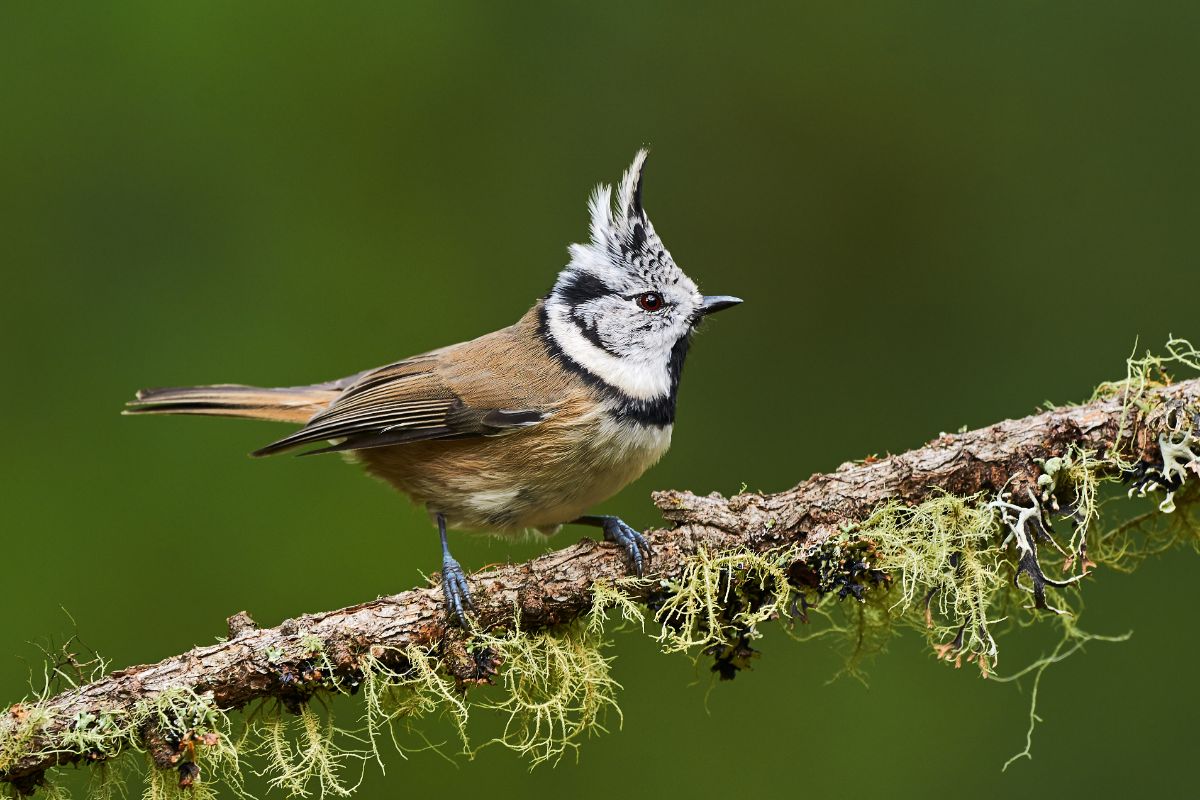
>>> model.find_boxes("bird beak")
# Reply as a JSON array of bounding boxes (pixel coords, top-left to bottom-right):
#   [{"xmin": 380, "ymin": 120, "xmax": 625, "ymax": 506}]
[{"xmin": 700, "ymin": 295, "xmax": 743, "ymax": 316}]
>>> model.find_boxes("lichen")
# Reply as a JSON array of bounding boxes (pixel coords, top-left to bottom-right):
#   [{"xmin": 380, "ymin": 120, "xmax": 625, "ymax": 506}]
[
  {"xmin": 1092, "ymin": 481, "xmax": 1200, "ymax": 570},
  {"xmin": 989, "ymin": 490, "xmax": 1088, "ymax": 616},
  {"xmin": 653, "ymin": 547, "xmax": 795, "ymax": 657},
  {"xmin": 358, "ymin": 648, "xmax": 464, "ymax": 769},
  {"xmin": 0, "ymin": 704, "xmax": 53, "ymax": 777},
  {"xmin": 57, "ymin": 709, "xmax": 129, "ymax": 764},
  {"xmin": 400, "ymin": 645, "xmax": 472, "ymax": 745},
  {"xmin": 1127, "ymin": 429, "xmax": 1200, "ymax": 513},
  {"xmin": 250, "ymin": 704, "xmax": 364, "ymax": 798},
  {"xmin": 784, "ymin": 575, "xmax": 897, "ymax": 685},
  {"xmin": 850, "ymin": 493, "xmax": 1002, "ymax": 672},
  {"xmin": 136, "ymin": 687, "xmax": 245, "ymax": 800},
  {"xmin": 83, "ymin": 760, "xmax": 131, "ymax": 800},
  {"xmin": 475, "ymin": 621, "xmax": 621, "ymax": 767},
  {"xmin": 1038, "ymin": 445, "xmax": 1103, "ymax": 565},
  {"xmin": 298, "ymin": 635, "xmax": 325, "ymax": 655},
  {"xmin": 991, "ymin": 620, "xmax": 1131, "ymax": 771},
  {"xmin": 588, "ymin": 578, "xmax": 647, "ymax": 637},
  {"xmin": 1091, "ymin": 336, "xmax": 1200, "ymax": 460}
]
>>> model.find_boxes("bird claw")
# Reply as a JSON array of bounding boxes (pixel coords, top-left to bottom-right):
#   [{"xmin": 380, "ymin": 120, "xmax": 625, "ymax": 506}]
[
  {"xmin": 440, "ymin": 555, "xmax": 474, "ymax": 627},
  {"xmin": 601, "ymin": 517, "xmax": 653, "ymax": 577}
]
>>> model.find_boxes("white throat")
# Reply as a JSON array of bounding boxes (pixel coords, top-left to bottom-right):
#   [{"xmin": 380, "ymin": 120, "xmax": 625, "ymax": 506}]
[{"xmin": 544, "ymin": 300, "xmax": 672, "ymax": 401}]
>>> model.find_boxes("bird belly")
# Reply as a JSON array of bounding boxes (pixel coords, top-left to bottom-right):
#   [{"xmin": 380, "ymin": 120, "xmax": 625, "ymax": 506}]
[{"xmin": 353, "ymin": 410, "xmax": 672, "ymax": 533}]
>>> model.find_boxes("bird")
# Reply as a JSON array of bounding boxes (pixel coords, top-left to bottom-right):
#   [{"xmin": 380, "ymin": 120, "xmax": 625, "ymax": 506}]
[{"xmin": 124, "ymin": 150, "xmax": 742, "ymax": 625}]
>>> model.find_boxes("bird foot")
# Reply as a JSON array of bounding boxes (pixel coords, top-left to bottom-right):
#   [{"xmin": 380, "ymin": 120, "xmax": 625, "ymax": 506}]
[
  {"xmin": 600, "ymin": 517, "xmax": 653, "ymax": 577},
  {"xmin": 440, "ymin": 555, "xmax": 474, "ymax": 627}
]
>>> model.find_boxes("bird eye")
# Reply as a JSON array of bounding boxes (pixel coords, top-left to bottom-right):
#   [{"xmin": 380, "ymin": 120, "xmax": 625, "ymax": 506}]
[{"xmin": 635, "ymin": 292, "xmax": 665, "ymax": 312}]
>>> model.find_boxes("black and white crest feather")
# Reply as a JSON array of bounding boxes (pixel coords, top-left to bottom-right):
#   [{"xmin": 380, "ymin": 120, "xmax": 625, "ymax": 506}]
[{"xmin": 541, "ymin": 150, "xmax": 705, "ymax": 425}]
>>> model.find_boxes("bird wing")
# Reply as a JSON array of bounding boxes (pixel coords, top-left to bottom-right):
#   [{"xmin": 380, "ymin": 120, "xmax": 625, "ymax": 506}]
[{"xmin": 251, "ymin": 340, "xmax": 554, "ymax": 458}]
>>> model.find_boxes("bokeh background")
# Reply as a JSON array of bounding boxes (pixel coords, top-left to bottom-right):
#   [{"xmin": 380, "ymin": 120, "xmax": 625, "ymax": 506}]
[{"xmin": 3, "ymin": 2, "xmax": 1198, "ymax": 797}]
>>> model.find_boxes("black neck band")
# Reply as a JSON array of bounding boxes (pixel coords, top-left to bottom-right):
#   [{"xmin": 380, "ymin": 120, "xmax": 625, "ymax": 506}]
[{"xmin": 537, "ymin": 303, "xmax": 686, "ymax": 427}]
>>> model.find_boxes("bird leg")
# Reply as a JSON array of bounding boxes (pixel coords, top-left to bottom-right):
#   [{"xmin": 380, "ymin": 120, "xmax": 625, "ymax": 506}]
[
  {"xmin": 437, "ymin": 513, "xmax": 473, "ymax": 627},
  {"xmin": 573, "ymin": 515, "xmax": 652, "ymax": 577}
]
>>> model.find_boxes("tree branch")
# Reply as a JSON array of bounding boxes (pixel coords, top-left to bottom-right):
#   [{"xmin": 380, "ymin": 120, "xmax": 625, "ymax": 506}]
[{"xmin": 2, "ymin": 378, "xmax": 1197, "ymax": 788}]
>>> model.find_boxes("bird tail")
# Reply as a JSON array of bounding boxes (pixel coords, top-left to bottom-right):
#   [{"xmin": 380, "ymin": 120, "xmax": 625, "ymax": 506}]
[{"xmin": 123, "ymin": 384, "xmax": 339, "ymax": 424}]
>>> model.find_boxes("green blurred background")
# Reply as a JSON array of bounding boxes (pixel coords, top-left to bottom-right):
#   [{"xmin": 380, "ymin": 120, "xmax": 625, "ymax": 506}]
[{"xmin": 2, "ymin": 2, "xmax": 1198, "ymax": 797}]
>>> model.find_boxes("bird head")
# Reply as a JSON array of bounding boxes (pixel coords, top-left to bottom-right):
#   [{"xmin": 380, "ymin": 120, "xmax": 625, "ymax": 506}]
[{"xmin": 543, "ymin": 150, "xmax": 741, "ymax": 407}]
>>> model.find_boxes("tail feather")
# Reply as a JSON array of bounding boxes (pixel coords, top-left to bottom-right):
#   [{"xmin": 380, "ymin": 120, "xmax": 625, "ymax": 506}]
[{"xmin": 124, "ymin": 384, "xmax": 339, "ymax": 425}]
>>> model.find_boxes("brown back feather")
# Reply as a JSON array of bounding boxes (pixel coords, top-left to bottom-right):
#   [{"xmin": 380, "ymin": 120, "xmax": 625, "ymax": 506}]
[{"xmin": 252, "ymin": 303, "xmax": 580, "ymax": 456}]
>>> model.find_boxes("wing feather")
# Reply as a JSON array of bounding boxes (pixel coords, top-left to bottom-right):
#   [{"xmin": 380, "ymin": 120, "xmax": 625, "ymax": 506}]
[{"xmin": 251, "ymin": 354, "xmax": 551, "ymax": 457}]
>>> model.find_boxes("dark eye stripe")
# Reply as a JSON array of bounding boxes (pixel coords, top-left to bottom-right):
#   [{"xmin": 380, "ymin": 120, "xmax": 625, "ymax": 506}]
[{"xmin": 556, "ymin": 271, "xmax": 610, "ymax": 307}]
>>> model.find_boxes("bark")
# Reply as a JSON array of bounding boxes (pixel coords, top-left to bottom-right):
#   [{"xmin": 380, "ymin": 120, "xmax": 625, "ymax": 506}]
[{"xmin": 2, "ymin": 379, "xmax": 1196, "ymax": 787}]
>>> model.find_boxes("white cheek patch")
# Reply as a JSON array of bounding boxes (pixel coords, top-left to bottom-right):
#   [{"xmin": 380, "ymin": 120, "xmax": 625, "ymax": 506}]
[{"xmin": 545, "ymin": 303, "xmax": 673, "ymax": 401}]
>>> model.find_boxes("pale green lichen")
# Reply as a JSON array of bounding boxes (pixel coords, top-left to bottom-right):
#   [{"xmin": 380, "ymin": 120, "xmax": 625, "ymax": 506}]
[
  {"xmin": 1091, "ymin": 336, "xmax": 1200, "ymax": 405},
  {"xmin": 854, "ymin": 493, "xmax": 1002, "ymax": 670},
  {"xmin": 0, "ymin": 705, "xmax": 53, "ymax": 777},
  {"xmin": 1091, "ymin": 336, "xmax": 1200, "ymax": 462},
  {"xmin": 361, "ymin": 622, "xmax": 622, "ymax": 769},
  {"xmin": 358, "ymin": 648, "xmax": 464, "ymax": 769},
  {"xmin": 476, "ymin": 622, "xmax": 621, "ymax": 767},
  {"xmin": 588, "ymin": 578, "xmax": 647, "ymax": 637},
  {"xmin": 1093, "ymin": 481, "xmax": 1200, "ymax": 570},
  {"xmin": 57, "ymin": 709, "xmax": 129, "ymax": 763},
  {"xmin": 137, "ymin": 687, "xmax": 246, "ymax": 800},
  {"xmin": 992, "ymin": 621, "xmax": 1133, "ymax": 772},
  {"xmin": 1038, "ymin": 445, "xmax": 1103, "ymax": 555},
  {"xmin": 784, "ymin": 580, "xmax": 898, "ymax": 685},
  {"xmin": 250, "ymin": 704, "xmax": 365, "ymax": 799},
  {"xmin": 824, "ymin": 420, "xmax": 1192, "ymax": 679},
  {"xmin": 299, "ymin": 635, "xmax": 326, "ymax": 656},
  {"xmin": 398, "ymin": 645, "xmax": 472, "ymax": 748},
  {"xmin": 83, "ymin": 760, "xmax": 132, "ymax": 800},
  {"xmin": 653, "ymin": 547, "xmax": 795, "ymax": 656}
]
